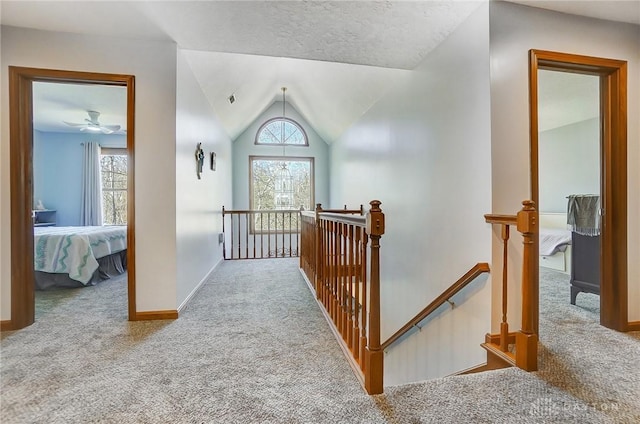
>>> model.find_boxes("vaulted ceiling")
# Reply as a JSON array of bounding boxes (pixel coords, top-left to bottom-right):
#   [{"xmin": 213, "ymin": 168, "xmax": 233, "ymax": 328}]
[{"xmin": 2, "ymin": 1, "xmax": 638, "ymax": 142}]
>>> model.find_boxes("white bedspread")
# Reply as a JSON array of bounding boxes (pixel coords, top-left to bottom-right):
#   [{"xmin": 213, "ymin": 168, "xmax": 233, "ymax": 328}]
[
  {"xmin": 34, "ymin": 226, "xmax": 127, "ymax": 284},
  {"xmin": 540, "ymin": 228, "xmax": 571, "ymax": 256}
]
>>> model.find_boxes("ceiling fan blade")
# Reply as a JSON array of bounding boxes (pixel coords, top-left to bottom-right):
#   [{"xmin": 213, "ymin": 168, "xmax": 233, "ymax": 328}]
[
  {"xmin": 63, "ymin": 121, "xmax": 86, "ymax": 127},
  {"xmin": 102, "ymin": 125, "xmax": 121, "ymax": 131},
  {"xmin": 99, "ymin": 127, "xmax": 114, "ymax": 134}
]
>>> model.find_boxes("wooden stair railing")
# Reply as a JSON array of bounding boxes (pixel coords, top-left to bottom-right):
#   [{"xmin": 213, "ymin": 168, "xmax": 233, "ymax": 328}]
[
  {"xmin": 299, "ymin": 200, "xmax": 384, "ymax": 395},
  {"xmin": 483, "ymin": 200, "xmax": 538, "ymax": 371},
  {"xmin": 380, "ymin": 263, "xmax": 491, "ymax": 351}
]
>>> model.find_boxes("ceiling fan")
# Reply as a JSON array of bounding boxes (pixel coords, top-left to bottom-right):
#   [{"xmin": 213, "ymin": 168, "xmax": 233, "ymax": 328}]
[{"xmin": 63, "ymin": 110, "xmax": 122, "ymax": 134}]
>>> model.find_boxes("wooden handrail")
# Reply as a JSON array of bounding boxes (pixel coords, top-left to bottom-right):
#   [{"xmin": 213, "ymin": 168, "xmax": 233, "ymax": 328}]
[
  {"xmin": 315, "ymin": 203, "xmax": 364, "ymax": 215},
  {"xmin": 380, "ymin": 263, "xmax": 490, "ymax": 351},
  {"xmin": 223, "ymin": 208, "xmax": 302, "ymax": 214},
  {"xmin": 484, "ymin": 214, "xmax": 517, "ymax": 226},
  {"xmin": 318, "ymin": 212, "xmax": 366, "ymax": 226}
]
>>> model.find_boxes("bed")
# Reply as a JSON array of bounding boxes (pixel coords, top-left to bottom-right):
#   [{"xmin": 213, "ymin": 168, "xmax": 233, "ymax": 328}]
[
  {"xmin": 34, "ymin": 226, "xmax": 127, "ymax": 290},
  {"xmin": 539, "ymin": 213, "xmax": 572, "ymax": 274}
]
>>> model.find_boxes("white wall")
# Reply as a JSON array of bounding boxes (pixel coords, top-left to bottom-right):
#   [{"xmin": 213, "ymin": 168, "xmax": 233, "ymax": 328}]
[
  {"xmin": 175, "ymin": 50, "xmax": 232, "ymax": 308},
  {"xmin": 232, "ymin": 101, "xmax": 329, "ymax": 209},
  {"xmin": 539, "ymin": 118, "xmax": 600, "ymax": 213},
  {"xmin": 1, "ymin": 26, "xmax": 178, "ymax": 317},
  {"xmin": 330, "ymin": 4, "xmax": 492, "ymax": 385},
  {"xmin": 489, "ymin": 2, "xmax": 640, "ymax": 324}
]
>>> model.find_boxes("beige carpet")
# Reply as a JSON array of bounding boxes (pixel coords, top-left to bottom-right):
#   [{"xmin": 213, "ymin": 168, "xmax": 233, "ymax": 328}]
[{"xmin": 1, "ymin": 259, "xmax": 638, "ymax": 423}]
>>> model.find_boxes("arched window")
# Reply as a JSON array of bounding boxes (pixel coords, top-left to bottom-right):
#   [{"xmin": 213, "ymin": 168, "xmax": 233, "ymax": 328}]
[{"xmin": 255, "ymin": 117, "xmax": 308, "ymax": 146}]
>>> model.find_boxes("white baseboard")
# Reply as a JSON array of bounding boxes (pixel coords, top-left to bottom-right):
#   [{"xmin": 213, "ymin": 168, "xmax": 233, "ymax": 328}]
[{"xmin": 178, "ymin": 257, "xmax": 224, "ymax": 313}]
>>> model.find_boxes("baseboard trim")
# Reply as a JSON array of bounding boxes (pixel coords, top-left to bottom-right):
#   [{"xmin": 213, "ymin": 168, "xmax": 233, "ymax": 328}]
[
  {"xmin": 1, "ymin": 320, "xmax": 13, "ymax": 331},
  {"xmin": 178, "ymin": 257, "xmax": 223, "ymax": 313},
  {"xmin": 130, "ymin": 310, "xmax": 178, "ymax": 321},
  {"xmin": 627, "ymin": 321, "xmax": 640, "ymax": 331},
  {"xmin": 451, "ymin": 362, "xmax": 489, "ymax": 375},
  {"xmin": 298, "ymin": 268, "xmax": 366, "ymax": 390}
]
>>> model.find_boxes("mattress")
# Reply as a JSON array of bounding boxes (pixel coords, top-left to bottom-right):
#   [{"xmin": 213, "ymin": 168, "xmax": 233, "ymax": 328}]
[{"xmin": 34, "ymin": 225, "xmax": 127, "ymax": 285}]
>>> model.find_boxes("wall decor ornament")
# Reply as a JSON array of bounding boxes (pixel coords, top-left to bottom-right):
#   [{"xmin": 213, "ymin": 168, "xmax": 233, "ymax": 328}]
[
  {"xmin": 195, "ymin": 142, "xmax": 205, "ymax": 179},
  {"xmin": 210, "ymin": 152, "xmax": 216, "ymax": 171}
]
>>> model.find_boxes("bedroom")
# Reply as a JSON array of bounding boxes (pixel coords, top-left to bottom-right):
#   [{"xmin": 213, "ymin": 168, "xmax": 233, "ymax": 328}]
[
  {"xmin": 31, "ymin": 81, "xmax": 129, "ymax": 295},
  {"xmin": 537, "ymin": 69, "xmax": 601, "ymax": 320}
]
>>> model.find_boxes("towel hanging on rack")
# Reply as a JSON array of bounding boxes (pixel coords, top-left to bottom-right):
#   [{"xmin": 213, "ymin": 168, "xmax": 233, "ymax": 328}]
[{"xmin": 567, "ymin": 194, "xmax": 600, "ymax": 236}]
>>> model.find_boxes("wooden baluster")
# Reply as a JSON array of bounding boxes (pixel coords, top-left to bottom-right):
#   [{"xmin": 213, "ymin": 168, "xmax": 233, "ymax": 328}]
[
  {"xmin": 289, "ymin": 211, "xmax": 293, "ymax": 257},
  {"xmin": 334, "ymin": 221, "xmax": 340, "ymax": 327},
  {"xmin": 360, "ymin": 231, "xmax": 368, "ymax": 370},
  {"xmin": 231, "ymin": 214, "xmax": 235, "ymax": 259},
  {"xmin": 324, "ymin": 219, "xmax": 330, "ymax": 312},
  {"xmin": 275, "ymin": 212, "xmax": 279, "ymax": 257},
  {"xmin": 300, "ymin": 213, "xmax": 304, "ymax": 269},
  {"xmin": 346, "ymin": 224, "xmax": 354, "ymax": 352},
  {"xmin": 322, "ymin": 219, "xmax": 328, "ymax": 307},
  {"xmin": 245, "ymin": 212, "xmax": 249, "ymax": 259},
  {"xmin": 337, "ymin": 222, "xmax": 344, "ymax": 334},
  {"xmin": 252, "ymin": 211, "xmax": 256, "ymax": 259},
  {"xmin": 323, "ymin": 205, "xmax": 330, "ymax": 312},
  {"xmin": 364, "ymin": 200, "xmax": 384, "ymax": 395},
  {"xmin": 500, "ymin": 224, "xmax": 510, "ymax": 352},
  {"xmin": 268, "ymin": 212, "xmax": 272, "ymax": 258},
  {"xmin": 315, "ymin": 205, "xmax": 322, "ymax": 297},
  {"xmin": 515, "ymin": 200, "xmax": 538, "ymax": 371},
  {"xmin": 281, "ymin": 211, "xmax": 285, "ymax": 257},
  {"xmin": 222, "ymin": 206, "xmax": 226, "ymax": 260},
  {"xmin": 353, "ymin": 226, "xmax": 361, "ymax": 362},
  {"xmin": 341, "ymin": 222, "xmax": 348, "ymax": 339}
]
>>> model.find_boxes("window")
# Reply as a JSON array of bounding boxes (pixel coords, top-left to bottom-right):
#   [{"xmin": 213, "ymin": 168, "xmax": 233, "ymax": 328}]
[
  {"xmin": 250, "ymin": 156, "xmax": 314, "ymax": 211},
  {"xmin": 100, "ymin": 148, "xmax": 127, "ymax": 225},
  {"xmin": 255, "ymin": 118, "xmax": 308, "ymax": 146}
]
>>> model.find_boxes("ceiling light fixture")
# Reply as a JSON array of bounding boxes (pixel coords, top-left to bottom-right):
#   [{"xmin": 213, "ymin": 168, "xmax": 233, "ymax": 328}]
[{"xmin": 275, "ymin": 87, "xmax": 294, "ymax": 210}]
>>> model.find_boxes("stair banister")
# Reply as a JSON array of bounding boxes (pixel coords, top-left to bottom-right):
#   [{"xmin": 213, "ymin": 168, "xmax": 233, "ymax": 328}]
[
  {"xmin": 299, "ymin": 200, "xmax": 383, "ymax": 395},
  {"xmin": 380, "ymin": 263, "xmax": 491, "ymax": 351},
  {"xmin": 483, "ymin": 200, "xmax": 538, "ymax": 372}
]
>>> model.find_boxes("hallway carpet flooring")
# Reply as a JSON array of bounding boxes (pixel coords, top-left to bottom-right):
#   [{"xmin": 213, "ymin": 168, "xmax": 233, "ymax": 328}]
[{"xmin": 1, "ymin": 259, "xmax": 638, "ymax": 423}]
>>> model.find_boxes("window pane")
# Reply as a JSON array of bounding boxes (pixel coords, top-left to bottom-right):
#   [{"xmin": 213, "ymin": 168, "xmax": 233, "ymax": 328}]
[
  {"xmin": 101, "ymin": 153, "xmax": 127, "ymax": 225},
  {"xmin": 251, "ymin": 158, "xmax": 312, "ymax": 212},
  {"xmin": 256, "ymin": 119, "xmax": 308, "ymax": 146},
  {"xmin": 102, "ymin": 190, "xmax": 127, "ymax": 225}
]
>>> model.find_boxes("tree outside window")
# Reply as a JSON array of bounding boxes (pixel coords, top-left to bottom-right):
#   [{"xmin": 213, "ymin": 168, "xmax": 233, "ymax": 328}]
[
  {"xmin": 250, "ymin": 156, "xmax": 313, "ymax": 232},
  {"xmin": 101, "ymin": 149, "xmax": 127, "ymax": 225}
]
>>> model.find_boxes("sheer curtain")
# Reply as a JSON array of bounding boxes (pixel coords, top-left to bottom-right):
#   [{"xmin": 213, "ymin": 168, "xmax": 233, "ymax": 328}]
[{"xmin": 80, "ymin": 141, "xmax": 103, "ymax": 226}]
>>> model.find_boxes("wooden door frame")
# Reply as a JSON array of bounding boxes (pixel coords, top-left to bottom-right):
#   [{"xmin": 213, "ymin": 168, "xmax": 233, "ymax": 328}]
[
  {"xmin": 6, "ymin": 66, "xmax": 136, "ymax": 330},
  {"xmin": 528, "ymin": 50, "xmax": 628, "ymax": 332}
]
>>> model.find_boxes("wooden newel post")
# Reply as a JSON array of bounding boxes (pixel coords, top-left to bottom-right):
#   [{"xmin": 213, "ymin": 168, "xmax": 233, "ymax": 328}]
[
  {"xmin": 364, "ymin": 200, "xmax": 384, "ymax": 394},
  {"xmin": 515, "ymin": 200, "xmax": 538, "ymax": 371}
]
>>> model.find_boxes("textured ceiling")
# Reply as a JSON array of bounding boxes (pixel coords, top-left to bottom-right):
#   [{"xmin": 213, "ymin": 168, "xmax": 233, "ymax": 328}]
[
  {"xmin": 2, "ymin": 0, "xmax": 481, "ymax": 141},
  {"xmin": 2, "ymin": 1, "xmax": 636, "ymax": 141}
]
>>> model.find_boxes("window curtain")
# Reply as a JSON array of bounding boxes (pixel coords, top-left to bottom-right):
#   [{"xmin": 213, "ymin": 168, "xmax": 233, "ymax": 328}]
[{"xmin": 80, "ymin": 141, "xmax": 103, "ymax": 226}]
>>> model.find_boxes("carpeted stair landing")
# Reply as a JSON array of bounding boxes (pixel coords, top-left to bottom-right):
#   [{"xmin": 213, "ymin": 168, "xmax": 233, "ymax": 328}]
[{"xmin": 1, "ymin": 259, "xmax": 638, "ymax": 423}]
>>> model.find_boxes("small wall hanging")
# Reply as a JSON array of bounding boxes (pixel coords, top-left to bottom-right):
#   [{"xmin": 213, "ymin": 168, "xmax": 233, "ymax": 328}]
[
  {"xmin": 210, "ymin": 152, "xmax": 216, "ymax": 171},
  {"xmin": 195, "ymin": 142, "xmax": 205, "ymax": 179}
]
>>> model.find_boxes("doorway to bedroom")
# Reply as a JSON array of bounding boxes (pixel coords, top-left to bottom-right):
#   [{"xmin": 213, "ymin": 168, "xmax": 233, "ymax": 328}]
[
  {"xmin": 8, "ymin": 67, "xmax": 136, "ymax": 330},
  {"xmin": 529, "ymin": 50, "xmax": 629, "ymax": 334},
  {"xmin": 536, "ymin": 70, "xmax": 602, "ymax": 325}
]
